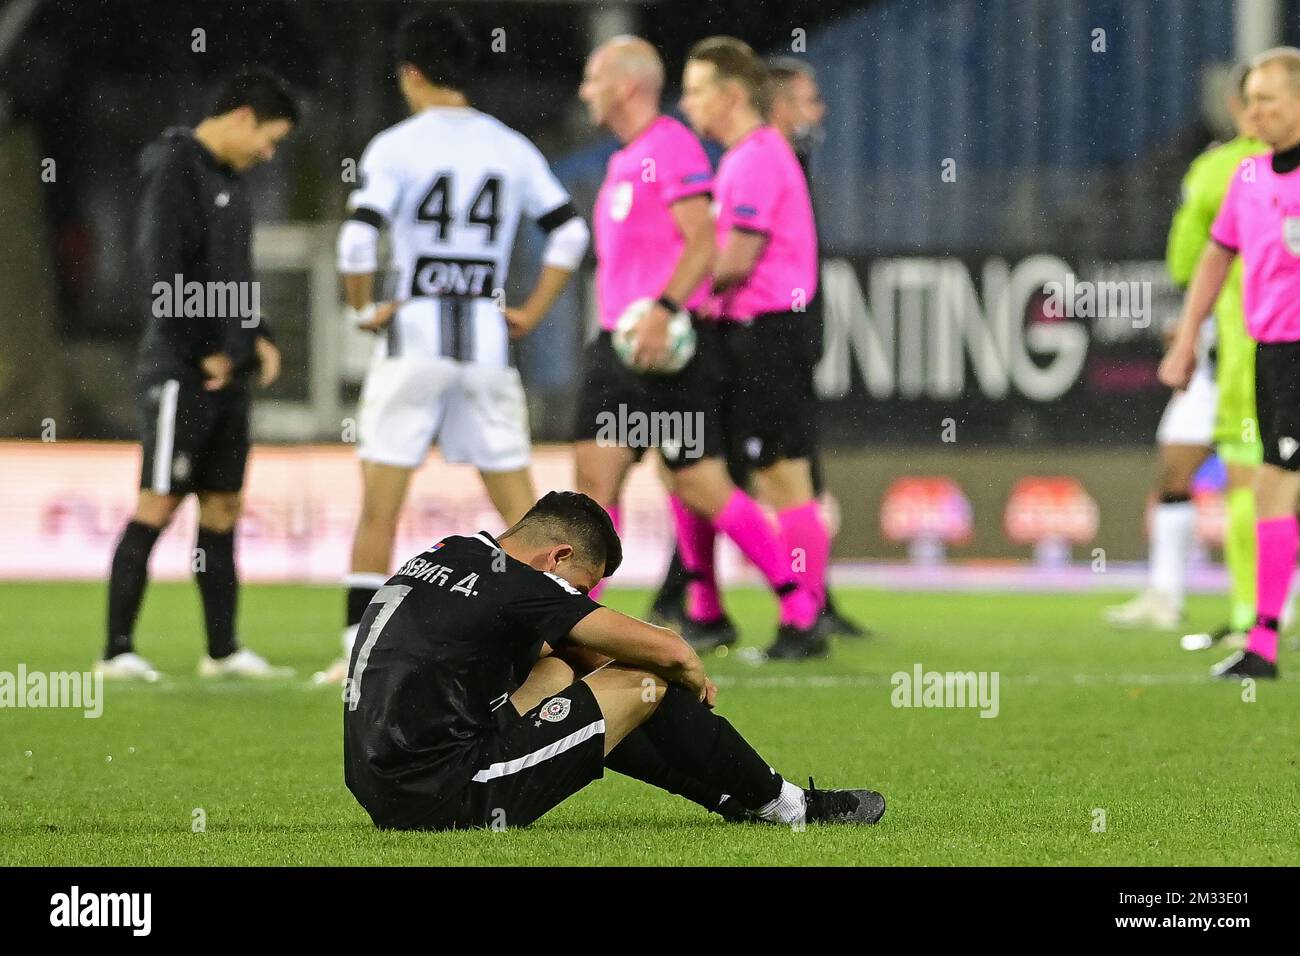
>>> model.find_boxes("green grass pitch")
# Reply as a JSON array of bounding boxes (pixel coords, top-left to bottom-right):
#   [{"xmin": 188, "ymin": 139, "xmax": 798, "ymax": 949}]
[{"xmin": 1, "ymin": 580, "xmax": 1298, "ymax": 866}]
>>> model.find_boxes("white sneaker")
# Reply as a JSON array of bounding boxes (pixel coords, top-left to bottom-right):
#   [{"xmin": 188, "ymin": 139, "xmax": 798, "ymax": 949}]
[
  {"xmin": 1179, "ymin": 629, "xmax": 1247, "ymax": 652},
  {"xmin": 310, "ymin": 625, "xmax": 358, "ymax": 685},
  {"xmin": 1103, "ymin": 591, "xmax": 1183, "ymax": 630},
  {"xmin": 310, "ymin": 658, "xmax": 349, "ymax": 686},
  {"xmin": 94, "ymin": 652, "xmax": 161, "ymax": 682},
  {"xmin": 198, "ymin": 648, "xmax": 294, "ymax": 679}
]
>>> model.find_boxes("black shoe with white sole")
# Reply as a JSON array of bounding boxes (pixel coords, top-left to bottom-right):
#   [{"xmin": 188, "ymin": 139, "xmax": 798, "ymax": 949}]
[
  {"xmin": 1211, "ymin": 649, "xmax": 1278, "ymax": 680},
  {"xmin": 765, "ymin": 622, "xmax": 830, "ymax": 660},
  {"xmin": 680, "ymin": 615, "xmax": 738, "ymax": 653},
  {"xmin": 803, "ymin": 777, "xmax": 886, "ymax": 824}
]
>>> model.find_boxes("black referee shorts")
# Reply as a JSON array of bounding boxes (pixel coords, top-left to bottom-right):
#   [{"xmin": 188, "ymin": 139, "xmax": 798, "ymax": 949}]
[
  {"xmin": 1256, "ymin": 341, "xmax": 1300, "ymax": 471},
  {"xmin": 418, "ymin": 680, "xmax": 606, "ymax": 831},
  {"xmin": 137, "ymin": 377, "xmax": 250, "ymax": 496},
  {"xmin": 571, "ymin": 328, "xmax": 726, "ymax": 470},
  {"xmin": 715, "ymin": 311, "xmax": 820, "ymax": 472}
]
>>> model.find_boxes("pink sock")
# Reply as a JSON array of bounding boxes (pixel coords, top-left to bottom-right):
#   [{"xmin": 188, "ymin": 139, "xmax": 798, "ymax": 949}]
[
  {"xmin": 1248, "ymin": 515, "xmax": 1298, "ymax": 663},
  {"xmin": 778, "ymin": 501, "xmax": 830, "ymax": 609},
  {"xmin": 669, "ymin": 496, "xmax": 721, "ymax": 621},
  {"xmin": 714, "ymin": 489, "xmax": 817, "ymax": 628},
  {"xmin": 588, "ymin": 503, "xmax": 621, "ymax": 602}
]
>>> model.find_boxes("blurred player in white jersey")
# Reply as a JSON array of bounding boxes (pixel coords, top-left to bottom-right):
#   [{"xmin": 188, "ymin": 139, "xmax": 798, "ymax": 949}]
[{"xmin": 318, "ymin": 11, "xmax": 589, "ymax": 682}]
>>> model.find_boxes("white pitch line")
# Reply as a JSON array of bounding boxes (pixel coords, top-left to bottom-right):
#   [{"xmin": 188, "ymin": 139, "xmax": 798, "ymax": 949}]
[{"xmin": 710, "ymin": 673, "xmax": 1297, "ymax": 689}]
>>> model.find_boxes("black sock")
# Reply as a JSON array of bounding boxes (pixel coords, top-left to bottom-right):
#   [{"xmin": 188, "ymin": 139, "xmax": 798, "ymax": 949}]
[
  {"xmin": 638, "ymin": 684, "xmax": 782, "ymax": 810},
  {"xmin": 347, "ymin": 585, "xmax": 380, "ymax": 627},
  {"xmin": 105, "ymin": 520, "xmax": 163, "ymax": 658},
  {"xmin": 822, "ymin": 586, "xmax": 838, "ymax": 617},
  {"xmin": 195, "ymin": 527, "xmax": 238, "ymax": 659},
  {"xmin": 606, "ymin": 729, "xmax": 727, "ymax": 812},
  {"xmin": 651, "ymin": 546, "xmax": 689, "ymax": 609}
]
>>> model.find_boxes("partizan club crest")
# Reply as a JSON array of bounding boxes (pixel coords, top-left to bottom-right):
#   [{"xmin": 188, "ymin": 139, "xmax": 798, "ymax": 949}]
[{"xmin": 539, "ymin": 697, "xmax": 571, "ymax": 723}]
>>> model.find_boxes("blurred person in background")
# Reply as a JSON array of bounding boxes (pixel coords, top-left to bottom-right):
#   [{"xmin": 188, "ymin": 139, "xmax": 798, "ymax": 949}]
[
  {"xmin": 97, "ymin": 69, "xmax": 298, "ymax": 681},
  {"xmin": 648, "ymin": 56, "xmax": 868, "ymax": 641},
  {"xmin": 1107, "ymin": 62, "xmax": 1267, "ymax": 638},
  {"xmin": 321, "ymin": 11, "xmax": 588, "ymax": 684},
  {"xmin": 678, "ymin": 37, "xmax": 828, "ymax": 659},
  {"xmin": 1160, "ymin": 47, "xmax": 1300, "ymax": 679}
]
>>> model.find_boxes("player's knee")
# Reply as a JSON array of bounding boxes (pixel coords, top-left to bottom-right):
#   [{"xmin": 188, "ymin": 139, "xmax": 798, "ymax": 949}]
[
  {"xmin": 135, "ymin": 492, "xmax": 180, "ymax": 527},
  {"xmin": 636, "ymin": 672, "xmax": 670, "ymax": 711},
  {"xmin": 672, "ymin": 468, "xmax": 728, "ymax": 518},
  {"xmin": 574, "ymin": 456, "xmax": 619, "ymax": 506},
  {"xmin": 534, "ymin": 654, "xmax": 577, "ymax": 688},
  {"xmin": 198, "ymin": 493, "xmax": 242, "ymax": 531},
  {"xmin": 359, "ymin": 494, "xmax": 402, "ymax": 529}
]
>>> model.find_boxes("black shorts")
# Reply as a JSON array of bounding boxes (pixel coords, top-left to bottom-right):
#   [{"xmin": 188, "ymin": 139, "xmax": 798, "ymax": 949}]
[
  {"xmin": 417, "ymin": 680, "xmax": 606, "ymax": 831},
  {"xmin": 715, "ymin": 312, "xmax": 819, "ymax": 471},
  {"xmin": 1256, "ymin": 341, "xmax": 1300, "ymax": 471},
  {"xmin": 571, "ymin": 329, "xmax": 725, "ymax": 471},
  {"xmin": 137, "ymin": 377, "xmax": 250, "ymax": 495}
]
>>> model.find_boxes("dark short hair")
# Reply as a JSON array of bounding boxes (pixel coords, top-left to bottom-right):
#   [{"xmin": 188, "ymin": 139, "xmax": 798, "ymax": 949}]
[
  {"xmin": 767, "ymin": 56, "xmax": 815, "ymax": 89},
  {"xmin": 397, "ymin": 10, "xmax": 476, "ymax": 91},
  {"xmin": 209, "ymin": 68, "xmax": 299, "ymax": 125},
  {"xmin": 688, "ymin": 36, "xmax": 768, "ymax": 112},
  {"xmin": 505, "ymin": 491, "xmax": 623, "ymax": 579}
]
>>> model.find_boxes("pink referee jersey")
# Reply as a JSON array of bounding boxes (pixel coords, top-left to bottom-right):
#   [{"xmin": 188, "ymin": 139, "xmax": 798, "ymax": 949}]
[
  {"xmin": 593, "ymin": 115, "xmax": 713, "ymax": 331},
  {"xmin": 710, "ymin": 125, "xmax": 818, "ymax": 321},
  {"xmin": 1211, "ymin": 152, "xmax": 1300, "ymax": 343}
]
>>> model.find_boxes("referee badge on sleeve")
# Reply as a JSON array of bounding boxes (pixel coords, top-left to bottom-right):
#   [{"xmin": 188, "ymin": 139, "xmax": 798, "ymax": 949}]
[
  {"xmin": 1283, "ymin": 216, "xmax": 1300, "ymax": 256},
  {"xmin": 539, "ymin": 697, "xmax": 571, "ymax": 723}
]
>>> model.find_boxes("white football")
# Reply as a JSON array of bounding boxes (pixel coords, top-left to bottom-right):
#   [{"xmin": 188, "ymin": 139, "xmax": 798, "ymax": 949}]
[{"xmin": 611, "ymin": 298, "xmax": 697, "ymax": 375}]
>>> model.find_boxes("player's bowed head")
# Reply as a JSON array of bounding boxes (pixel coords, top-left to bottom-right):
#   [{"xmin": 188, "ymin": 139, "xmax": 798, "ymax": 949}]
[{"xmin": 497, "ymin": 491, "xmax": 624, "ymax": 596}]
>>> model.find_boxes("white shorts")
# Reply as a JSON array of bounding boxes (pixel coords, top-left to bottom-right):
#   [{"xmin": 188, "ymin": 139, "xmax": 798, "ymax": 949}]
[
  {"xmin": 356, "ymin": 356, "xmax": 531, "ymax": 472},
  {"xmin": 1156, "ymin": 361, "xmax": 1217, "ymax": 447}
]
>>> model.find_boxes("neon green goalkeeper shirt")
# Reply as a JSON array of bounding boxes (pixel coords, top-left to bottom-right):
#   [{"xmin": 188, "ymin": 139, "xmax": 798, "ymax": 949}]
[{"xmin": 1166, "ymin": 135, "xmax": 1267, "ymax": 450}]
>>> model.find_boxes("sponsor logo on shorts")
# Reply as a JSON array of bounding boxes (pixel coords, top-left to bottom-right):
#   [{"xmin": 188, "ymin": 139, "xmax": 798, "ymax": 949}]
[
  {"xmin": 539, "ymin": 697, "xmax": 571, "ymax": 723},
  {"xmin": 172, "ymin": 453, "xmax": 191, "ymax": 481},
  {"xmin": 745, "ymin": 436, "xmax": 763, "ymax": 460},
  {"xmin": 409, "ymin": 256, "xmax": 497, "ymax": 298},
  {"xmin": 1279, "ymin": 436, "xmax": 1298, "ymax": 461}
]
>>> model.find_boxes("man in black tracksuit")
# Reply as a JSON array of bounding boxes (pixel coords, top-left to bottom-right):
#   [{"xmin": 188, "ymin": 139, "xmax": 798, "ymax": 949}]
[{"xmin": 98, "ymin": 68, "xmax": 298, "ymax": 681}]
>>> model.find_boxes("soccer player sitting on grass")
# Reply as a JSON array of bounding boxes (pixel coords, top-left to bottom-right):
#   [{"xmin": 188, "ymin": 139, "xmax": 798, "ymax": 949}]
[{"xmin": 343, "ymin": 491, "xmax": 885, "ymax": 830}]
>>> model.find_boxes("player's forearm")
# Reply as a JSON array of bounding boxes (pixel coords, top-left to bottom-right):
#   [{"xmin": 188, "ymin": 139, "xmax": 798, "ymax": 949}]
[
  {"xmin": 712, "ymin": 230, "xmax": 764, "ymax": 294},
  {"xmin": 660, "ymin": 219, "xmax": 715, "ymax": 306},
  {"xmin": 1173, "ymin": 243, "xmax": 1233, "ymax": 351},
  {"xmin": 343, "ymin": 273, "xmax": 375, "ymax": 309},
  {"xmin": 712, "ymin": 252, "xmax": 753, "ymax": 294},
  {"xmin": 517, "ymin": 265, "xmax": 573, "ymax": 322},
  {"xmin": 569, "ymin": 609, "xmax": 699, "ymax": 682}
]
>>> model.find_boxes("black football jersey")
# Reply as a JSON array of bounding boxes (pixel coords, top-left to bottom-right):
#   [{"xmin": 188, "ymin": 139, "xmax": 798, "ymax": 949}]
[{"xmin": 343, "ymin": 531, "xmax": 601, "ymax": 825}]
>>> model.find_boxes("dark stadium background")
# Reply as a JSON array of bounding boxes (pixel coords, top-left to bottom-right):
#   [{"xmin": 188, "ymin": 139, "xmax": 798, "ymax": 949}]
[{"xmin": 3, "ymin": 0, "xmax": 1296, "ymax": 560}]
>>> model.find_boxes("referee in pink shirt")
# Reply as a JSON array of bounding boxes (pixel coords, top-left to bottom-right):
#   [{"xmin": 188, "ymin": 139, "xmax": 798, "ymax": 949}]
[
  {"xmin": 574, "ymin": 36, "xmax": 822, "ymax": 650},
  {"xmin": 681, "ymin": 36, "xmax": 830, "ymax": 659},
  {"xmin": 1161, "ymin": 47, "xmax": 1300, "ymax": 680}
]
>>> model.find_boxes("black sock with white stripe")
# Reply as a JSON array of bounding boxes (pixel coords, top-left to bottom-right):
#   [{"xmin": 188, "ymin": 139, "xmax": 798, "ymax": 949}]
[
  {"xmin": 639, "ymin": 684, "xmax": 783, "ymax": 810},
  {"xmin": 105, "ymin": 520, "xmax": 163, "ymax": 658},
  {"xmin": 195, "ymin": 527, "xmax": 238, "ymax": 659},
  {"xmin": 606, "ymin": 728, "xmax": 727, "ymax": 812}
]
